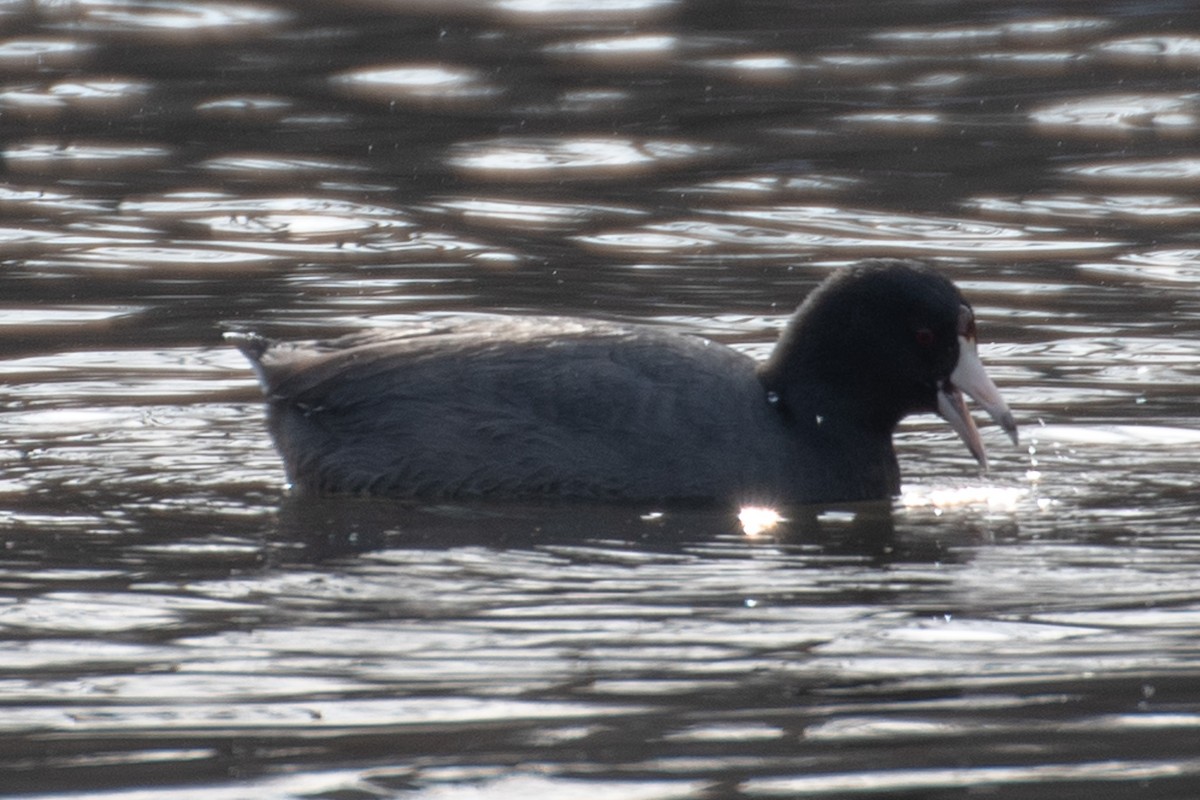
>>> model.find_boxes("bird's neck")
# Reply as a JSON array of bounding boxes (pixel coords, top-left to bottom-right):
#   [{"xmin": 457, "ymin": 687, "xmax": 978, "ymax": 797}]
[
  {"xmin": 759, "ymin": 354, "xmax": 906, "ymax": 437},
  {"xmin": 758, "ymin": 369, "xmax": 902, "ymax": 500}
]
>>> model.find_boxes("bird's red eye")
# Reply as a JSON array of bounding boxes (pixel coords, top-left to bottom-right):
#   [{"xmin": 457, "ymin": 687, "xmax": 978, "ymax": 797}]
[{"xmin": 915, "ymin": 328, "xmax": 935, "ymax": 346}]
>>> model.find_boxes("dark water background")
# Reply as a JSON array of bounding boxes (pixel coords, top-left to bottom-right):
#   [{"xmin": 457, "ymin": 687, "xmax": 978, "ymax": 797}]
[{"xmin": 4, "ymin": 0, "xmax": 1200, "ymax": 797}]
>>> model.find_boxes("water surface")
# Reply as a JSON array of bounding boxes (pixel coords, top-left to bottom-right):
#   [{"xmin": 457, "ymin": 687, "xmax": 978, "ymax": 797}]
[{"xmin": 3, "ymin": 1, "xmax": 1200, "ymax": 798}]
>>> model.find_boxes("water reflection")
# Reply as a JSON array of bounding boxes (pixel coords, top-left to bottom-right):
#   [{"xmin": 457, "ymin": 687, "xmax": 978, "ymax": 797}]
[
  {"xmin": 543, "ymin": 33, "xmax": 680, "ymax": 67},
  {"xmin": 878, "ymin": 16, "xmax": 1113, "ymax": 47},
  {"xmin": 333, "ymin": 64, "xmax": 504, "ymax": 109},
  {"xmin": 48, "ymin": 0, "xmax": 293, "ymax": 42},
  {"xmin": 1093, "ymin": 35, "xmax": 1200, "ymax": 67},
  {"xmin": 3, "ymin": 0, "xmax": 1200, "ymax": 797},
  {"xmin": 431, "ymin": 196, "xmax": 647, "ymax": 233},
  {"xmin": 1031, "ymin": 94, "xmax": 1200, "ymax": 138},
  {"xmin": 193, "ymin": 94, "xmax": 292, "ymax": 122},
  {"xmin": 967, "ymin": 194, "xmax": 1200, "ymax": 224},
  {"xmin": 0, "ymin": 79, "xmax": 155, "ymax": 121},
  {"xmin": 1081, "ymin": 251, "xmax": 1200, "ymax": 281},
  {"xmin": 0, "ymin": 37, "xmax": 96, "ymax": 71},
  {"xmin": 446, "ymin": 136, "xmax": 722, "ymax": 180},
  {"xmin": 4, "ymin": 141, "xmax": 174, "ymax": 176},
  {"xmin": 1060, "ymin": 158, "xmax": 1200, "ymax": 187},
  {"xmin": 199, "ymin": 153, "xmax": 370, "ymax": 182},
  {"xmin": 575, "ymin": 207, "xmax": 1121, "ymax": 261},
  {"xmin": 693, "ymin": 53, "xmax": 801, "ymax": 83},
  {"xmin": 494, "ymin": 0, "xmax": 681, "ymax": 26},
  {"xmin": 269, "ymin": 494, "xmax": 982, "ymax": 571}
]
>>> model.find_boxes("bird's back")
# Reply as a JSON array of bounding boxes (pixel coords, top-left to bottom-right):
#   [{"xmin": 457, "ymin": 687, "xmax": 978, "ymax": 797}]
[{"xmin": 230, "ymin": 318, "xmax": 797, "ymax": 501}]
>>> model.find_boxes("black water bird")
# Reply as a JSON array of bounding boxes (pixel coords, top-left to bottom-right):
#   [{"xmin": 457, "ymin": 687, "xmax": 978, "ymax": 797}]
[{"xmin": 228, "ymin": 260, "xmax": 1017, "ymax": 505}]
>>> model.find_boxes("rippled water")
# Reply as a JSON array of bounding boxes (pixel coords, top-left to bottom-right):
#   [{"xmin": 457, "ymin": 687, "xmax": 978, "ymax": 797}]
[{"xmin": 4, "ymin": 1, "xmax": 1200, "ymax": 798}]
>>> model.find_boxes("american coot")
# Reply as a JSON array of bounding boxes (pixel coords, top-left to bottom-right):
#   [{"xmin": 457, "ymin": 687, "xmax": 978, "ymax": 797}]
[{"xmin": 228, "ymin": 260, "xmax": 1017, "ymax": 505}]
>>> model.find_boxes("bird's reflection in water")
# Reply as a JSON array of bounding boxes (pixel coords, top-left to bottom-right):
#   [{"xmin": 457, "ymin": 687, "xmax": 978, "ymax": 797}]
[{"xmin": 269, "ymin": 492, "xmax": 1000, "ymax": 569}]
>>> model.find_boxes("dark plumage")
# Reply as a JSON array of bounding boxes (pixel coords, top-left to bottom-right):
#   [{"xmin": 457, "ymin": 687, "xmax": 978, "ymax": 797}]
[{"xmin": 228, "ymin": 260, "xmax": 1017, "ymax": 505}]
